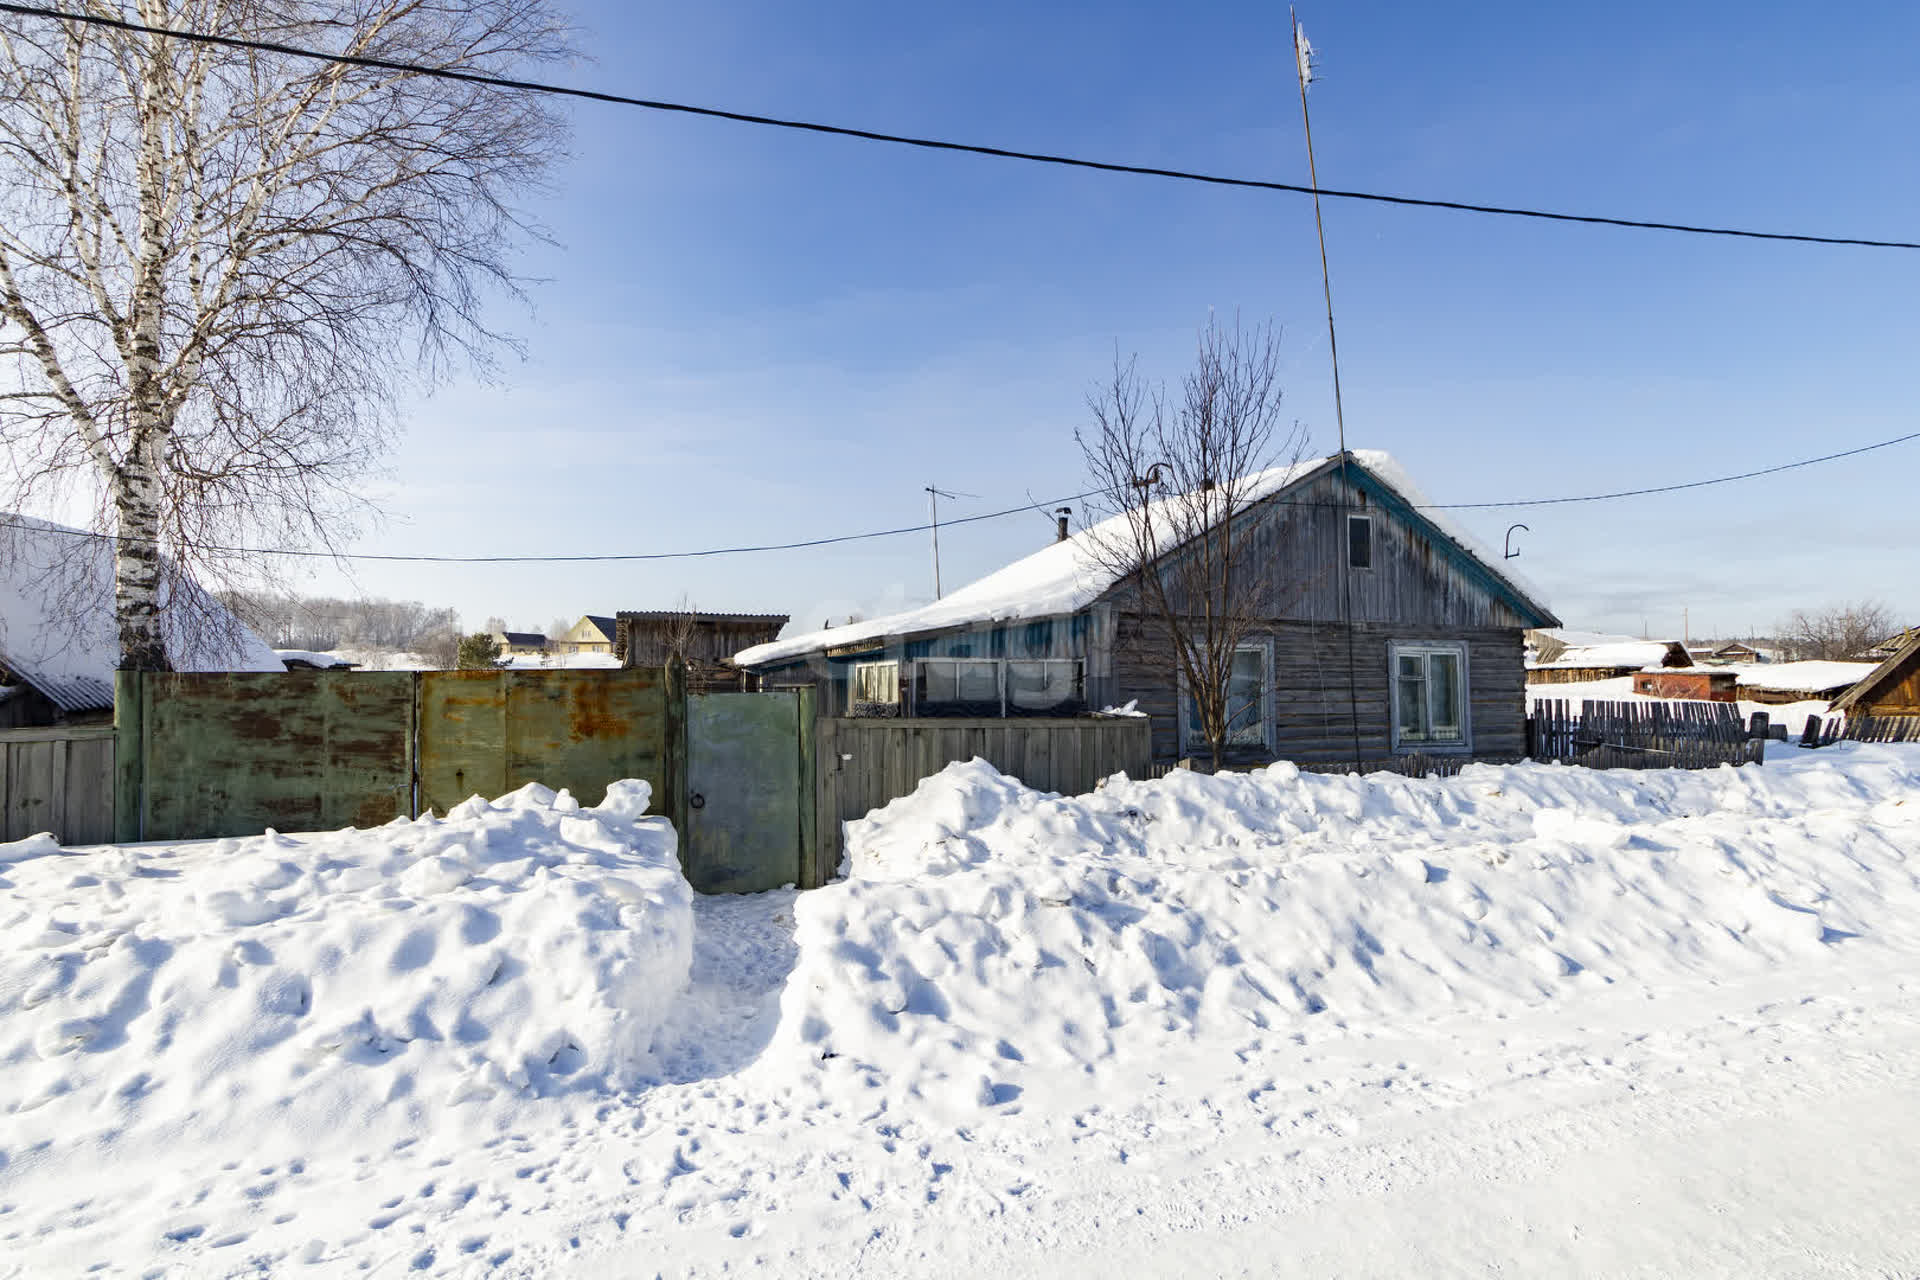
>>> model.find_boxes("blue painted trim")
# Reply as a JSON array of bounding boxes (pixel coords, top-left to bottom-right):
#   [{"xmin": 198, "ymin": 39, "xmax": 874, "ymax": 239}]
[{"xmin": 1342, "ymin": 465, "xmax": 1557, "ymax": 629}]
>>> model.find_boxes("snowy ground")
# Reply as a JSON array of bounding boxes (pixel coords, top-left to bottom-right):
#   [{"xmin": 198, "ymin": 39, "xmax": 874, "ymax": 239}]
[{"xmin": 4, "ymin": 746, "xmax": 1920, "ymax": 1276}]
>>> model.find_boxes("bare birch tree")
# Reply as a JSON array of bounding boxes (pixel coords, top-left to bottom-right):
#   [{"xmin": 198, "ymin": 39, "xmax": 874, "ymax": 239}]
[
  {"xmin": 1077, "ymin": 316, "xmax": 1309, "ymax": 770},
  {"xmin": 0, "ymin": 2, "xmax": 571, "ymax": 670}
]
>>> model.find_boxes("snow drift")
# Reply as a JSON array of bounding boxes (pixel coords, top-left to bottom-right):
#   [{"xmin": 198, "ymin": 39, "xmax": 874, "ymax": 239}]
[
  {"xmin": 0, "ymin": 781, "xmax": 691, "ymax": 1162},
  {"xmin": 777, "ymin": 751, "xmax": 1920, "ymax": 1118}
]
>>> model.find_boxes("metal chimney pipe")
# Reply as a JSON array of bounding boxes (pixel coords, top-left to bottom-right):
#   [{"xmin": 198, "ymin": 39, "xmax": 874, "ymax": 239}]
[{"xmin": 1055, "ymin": 507, "xmax": 1071, "ymax": 542}]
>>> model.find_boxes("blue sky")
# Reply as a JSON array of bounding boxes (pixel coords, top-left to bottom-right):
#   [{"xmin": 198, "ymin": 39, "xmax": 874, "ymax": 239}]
[{"xmin": 304, "ymin": 0, "xmax": 1920, "ymax": 643}]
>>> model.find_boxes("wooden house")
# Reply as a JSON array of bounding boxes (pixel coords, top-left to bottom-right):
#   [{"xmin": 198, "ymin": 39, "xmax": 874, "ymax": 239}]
[
  {"xmin": 490, "ymin": 629, "xmax": 549, "ymax": 657},
  {"xmin": 1828, "ymin": 634, "xmax": 1920, "ymax": 721},
  {"xmin": 616, "ymin": 610, "xmax": 789, "ymax": 692},
  {"xmin": 1525, "ymin": 630, "xmax": 1692, "ymax": 684},
  {"xmin": 735, "ymin": 451, "xmax": 1558, "ymax": 768},
  {"xmin": 1707, "ymin": 641, "xmax": 1763, "ymax": 665},
  {"xmin": 557, "ymin": 615, "xmax": 617, "ymax": 656}
]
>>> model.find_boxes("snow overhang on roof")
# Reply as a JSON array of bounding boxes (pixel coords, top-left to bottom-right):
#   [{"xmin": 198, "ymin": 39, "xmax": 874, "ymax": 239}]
[
  {"xmin": 0, "ymin": 514, "xmax": 283, "ymax": 712},
  {"xmin": 735, "ymin": 450, "xmax": 1559, "ymax": 668}
]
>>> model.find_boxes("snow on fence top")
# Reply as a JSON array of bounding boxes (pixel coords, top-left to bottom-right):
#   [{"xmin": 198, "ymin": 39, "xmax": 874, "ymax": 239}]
[
  {"xmin": 736, "ymin": 450, "xmax": 1553, "ymax": 668},
  {"xmin": 0, "ymin": 514, "xmax": 282, "ymax": 712}
]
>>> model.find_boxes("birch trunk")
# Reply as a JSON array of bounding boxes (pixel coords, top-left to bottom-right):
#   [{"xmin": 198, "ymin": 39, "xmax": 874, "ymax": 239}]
[{"xmin": 0, "ymin": 1, "xmax": 571, "ymax": 673}]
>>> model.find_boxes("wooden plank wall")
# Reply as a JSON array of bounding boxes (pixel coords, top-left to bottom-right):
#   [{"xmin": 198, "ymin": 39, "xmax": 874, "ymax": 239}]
[
  {"xmin": 0, "ymin": 725, "xmax": 115, "ymax": 844},
  {"xmin": 812, "ymin": 716, "xmax": 1152, "ymax": 885},
  {"xmin": 1110, "ymin": 615, "xmax": 1526, "ymax": 766},
  {"xmin": 1118, "ymin": 465, "xmax": 1541, "ymax": 629}
]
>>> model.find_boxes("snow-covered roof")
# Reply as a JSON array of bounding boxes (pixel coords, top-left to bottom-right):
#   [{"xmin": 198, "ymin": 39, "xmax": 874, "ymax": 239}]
[
  {"xmin": 1525, "ymin": 628, "xmax": 1690, "ymax": 672},
  {"xmin": 274, "ymin": 649, "xmax": 357, "ymax": 670},
  {"xmin": 737, "ymin": 450, "xmax": 1556, "ymax": 668},
  {"xmin": 0, "ymin": 515, "xmax": 283, "ymax": 712},
  {"xmin": 1729, "ymin": 660, "xmax": 1877, "ymax": 695}
]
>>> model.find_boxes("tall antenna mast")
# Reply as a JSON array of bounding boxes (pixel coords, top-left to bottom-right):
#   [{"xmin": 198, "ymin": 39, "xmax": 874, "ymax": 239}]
[
  {"xmin": 923, "ymin": 485, "xmax": 975, "ymax": 599},
  {"xmin": 1292, "ymin": 9, "xmax": 1364, "ymax": 770}
]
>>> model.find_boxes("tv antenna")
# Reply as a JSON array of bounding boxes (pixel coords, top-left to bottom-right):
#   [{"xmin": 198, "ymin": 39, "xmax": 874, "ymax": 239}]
[{"xmin": 924, "ymin": 485, "xmax": 977, "ymax": 598}]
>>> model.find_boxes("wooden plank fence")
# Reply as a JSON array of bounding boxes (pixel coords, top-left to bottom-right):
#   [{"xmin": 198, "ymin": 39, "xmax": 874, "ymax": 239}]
[
  {"xmin": 1802, "ymin": 713, "xmax": 1920, "ymax": 747},
  {"xmin": 1528, "ymin": 699, "xmax": 1760, "ymax": 769},
  {"xmin": 814, "ymin": 716, "xmax": 1152, "ymax": 885},
  {"xmin": 0, "ymin": 725, "xmax": 116, "ymax": 844}
]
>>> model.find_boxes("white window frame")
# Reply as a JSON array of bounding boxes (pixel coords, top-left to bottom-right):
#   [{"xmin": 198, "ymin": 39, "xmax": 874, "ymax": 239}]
[
  {"xmin": 1179, "ymin": 639, "xmax": 1274, "ymax": 755},
  {"xmin": 912, "ymin": 657, "xmax": 1005, "ymax": 716},
  {"xmin": 849, "ymin": 660, "xmax": 900, "ymax": 711},
  {"xmin": 1347, "ymin": 513, "xmax": 1374, "ymax": 570},
  {"xmin": 1389, "ymin": 640, "xmax": 1472, "ymax": 754}
]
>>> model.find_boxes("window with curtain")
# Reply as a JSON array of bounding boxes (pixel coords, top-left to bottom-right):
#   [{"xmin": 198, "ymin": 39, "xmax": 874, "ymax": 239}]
[
  {"xmin": 849, "ymin": 661, "xmax": 900, "ymax": 716},
  {"xmin": 1391, "ymin": 642, "xmax": 1469, "ymax": 749}
]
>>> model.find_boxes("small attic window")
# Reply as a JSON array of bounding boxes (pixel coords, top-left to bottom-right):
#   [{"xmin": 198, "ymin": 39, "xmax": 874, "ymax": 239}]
[{"xmin": 1347, "ymin": 514, "xmax": 1373, "ymax": 570}]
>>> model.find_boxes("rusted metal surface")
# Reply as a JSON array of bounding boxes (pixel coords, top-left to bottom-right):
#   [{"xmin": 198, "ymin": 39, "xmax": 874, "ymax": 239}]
[
  {"xmin": 138, "ymin": 672, "xmax": 415, "ymax": 840},
  {"xmin": 417, "ymin": 669, "xmax": 668, "ymax": 816}
]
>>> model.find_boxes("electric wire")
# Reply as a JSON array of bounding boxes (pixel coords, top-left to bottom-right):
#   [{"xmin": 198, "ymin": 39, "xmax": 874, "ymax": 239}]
[
  {"xmin": 1, "ymin": 430, "xmax": 1912, "ymax": 564},
  {"xmin": 0, "ymin": 2, "xmax": 1916, "ymax": 252}
]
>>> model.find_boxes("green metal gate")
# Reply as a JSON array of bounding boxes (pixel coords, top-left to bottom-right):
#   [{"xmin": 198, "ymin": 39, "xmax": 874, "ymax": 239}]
[{"xmin": 683, "ymin": 689, "xmax": 814, "ymax": 894}]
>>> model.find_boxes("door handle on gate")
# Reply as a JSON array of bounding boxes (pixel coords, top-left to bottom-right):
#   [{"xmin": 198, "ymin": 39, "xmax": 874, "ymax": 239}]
[{"xmin": 689, "ymin": 792, "xmax": 705, "ymax": 809}]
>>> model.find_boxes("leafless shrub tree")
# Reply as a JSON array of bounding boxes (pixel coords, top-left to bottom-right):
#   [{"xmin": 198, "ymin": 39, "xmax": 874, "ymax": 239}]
[
  {"xmin": 1776, "ymin": 600, "xmax": 1898, "ymax": 661},
  {"xmin": 0, "ymin": 1, "xmax": 572, "ymax": 670},
  {"xmin": 1077, "ymin": 316, "xmax": 1309, "ymax": 770}
]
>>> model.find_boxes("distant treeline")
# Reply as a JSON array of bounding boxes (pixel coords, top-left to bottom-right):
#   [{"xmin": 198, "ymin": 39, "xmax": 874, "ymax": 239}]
[{"xmin": 218, "ymin": 591, "xmax": 462, "ymax": 664}]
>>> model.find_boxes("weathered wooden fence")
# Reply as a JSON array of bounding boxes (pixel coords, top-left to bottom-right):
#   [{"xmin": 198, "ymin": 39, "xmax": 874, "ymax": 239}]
[
  {"xmin": 1801, "ymin": 713, "xmax": 1920, "ymax": 747},
  {"xmin": 813, "ymin": 716, "xmax": 1152, "ymax": 886},
  {"xmin": 1528, "ymin": 698, "xmax": 1760, "ymax": 769},
  {"xmin": 0, "ymin": 725, "xmax": 115, "ymax": 844}
]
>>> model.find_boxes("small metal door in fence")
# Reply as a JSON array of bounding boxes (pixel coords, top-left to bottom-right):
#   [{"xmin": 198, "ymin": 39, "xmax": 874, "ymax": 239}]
[{"xmin": 684, "ymin": 690, "xmax": 813, "ymax": 894}]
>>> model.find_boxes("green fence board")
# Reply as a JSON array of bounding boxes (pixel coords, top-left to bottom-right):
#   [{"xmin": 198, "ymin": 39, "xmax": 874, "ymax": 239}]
[
  {"xmin": 417, "ymin": 669, "xmax": 669, "ymax": 817},
  {"xmin": 138, "ymin": 671, "xmax": 415, "ymax": 840}
]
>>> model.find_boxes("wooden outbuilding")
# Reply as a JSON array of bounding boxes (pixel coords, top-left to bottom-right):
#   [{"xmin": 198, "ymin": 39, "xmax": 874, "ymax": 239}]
[
  {"xmin": 1829, "ymin": 634, "xmax": 1920, "ymax": 721},
  {"xmin": 1632, "ymin": 669, "xmax": 1738, "ymax": 701},
  {"xmin": 616, "ymin": 611, "xmax": 789, "ymax": 692}
]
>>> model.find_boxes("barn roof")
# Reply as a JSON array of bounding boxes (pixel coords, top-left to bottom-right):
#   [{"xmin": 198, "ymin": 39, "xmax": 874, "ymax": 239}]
[
  {"xmin": 0, "ymin": 515, "xmax": 282, "ymax": 713},
  {"xmin": 735, "ymin": 450, "xmax": 1558, "ymax": 669},
  {"xmin": 1829, "ymin": 635, "xmax": 1920, "ymax": 712}
]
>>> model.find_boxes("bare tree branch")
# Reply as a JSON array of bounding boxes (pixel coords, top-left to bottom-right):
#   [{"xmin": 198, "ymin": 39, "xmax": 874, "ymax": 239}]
[
  {"xmin": 1077, "ymin": 315, "xmax": 1310, "ymax": 770},
  {"xmin": 0, "ymin": 0, "xmax": 572, "ymax": 669}
]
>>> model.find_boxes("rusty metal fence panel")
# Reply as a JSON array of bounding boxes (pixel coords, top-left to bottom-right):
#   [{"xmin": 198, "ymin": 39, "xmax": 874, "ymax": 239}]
[
  {"xmin": 417, "ymin": 668, "xmax": 670, "ymax": 817},
  {"xmin": 133, "ymin": 671, "xmax": 415, "ymax": 841}
]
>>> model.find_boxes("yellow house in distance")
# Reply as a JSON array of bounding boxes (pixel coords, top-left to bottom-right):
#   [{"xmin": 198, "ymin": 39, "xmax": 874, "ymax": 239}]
[{"xmin": 558, "ymin": 615, "xmax": 617, "ymax": 655}]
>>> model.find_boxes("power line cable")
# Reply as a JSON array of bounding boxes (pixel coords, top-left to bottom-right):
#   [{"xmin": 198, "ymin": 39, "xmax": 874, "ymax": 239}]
[
  {"xmin": 2, "ymin": 430, "xmax": 1912, "ymax": 564},
  {"xmin": 2, "ymin": 1, "xmax": 1917, "ymax": 252}
]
